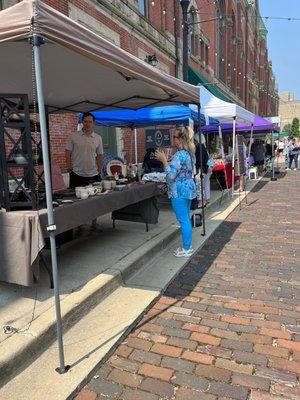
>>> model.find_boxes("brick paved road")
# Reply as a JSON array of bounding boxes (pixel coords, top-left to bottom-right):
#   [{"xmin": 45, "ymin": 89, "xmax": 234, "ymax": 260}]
[{"xmin": 75, "ymin": 171, "xmax": 300, "ymax": 400}]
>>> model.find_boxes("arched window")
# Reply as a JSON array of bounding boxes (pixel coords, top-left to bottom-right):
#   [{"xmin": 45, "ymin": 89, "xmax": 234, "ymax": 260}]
[
  {"xmin": 230, "ymin": 10, "xmax": 237, "ymax": 93},
  {"xmin": 217, "ymin": 0, "xmax": 226, "ymax": 82},
  {"xmin": 138, "ymin": 0, "xmax": 147, "ymax": 16},
  {"xmin": 188, "ymin": 7, "xmax": 197, "ymax": 56}
]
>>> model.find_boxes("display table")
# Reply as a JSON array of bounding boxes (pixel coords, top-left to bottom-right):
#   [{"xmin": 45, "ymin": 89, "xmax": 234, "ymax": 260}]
[
  {"xmin": 212, "ymin": 162, "xmax": 238, "ymax": 189},
  {"xmin": 0, "ymin": 183, "xmax": 159, "ymax": 286}
]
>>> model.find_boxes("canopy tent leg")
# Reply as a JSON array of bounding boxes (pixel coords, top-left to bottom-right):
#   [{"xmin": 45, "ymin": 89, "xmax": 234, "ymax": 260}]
[
  {"xmin": 218, "ymin": 125, "xmax": 230, "ymax": 200},
  {"xmin": 244, "ymin": 123, "xmax": 254, "ymax": 206},
  {"xmin": 248, "ymin": 123, "xmax": 254, "ymax": 158},
  {"xmin": 198, "ymin": 105, "xmax": 205, "ymax": 236},
  {"xmin": 243, "ymin": 172, "xmax": 248, "ymax": 205},
  {"xmin": 270, "ymin": 130, "xmax": 277, "ymax": 181},
  {"xmin": 32, "ymin": 35, "xmax": 68, "ymax": 374},
  {"xmin": 275, "ymin": 131, "xmax": 280, "ymax": 174},
  {"xmin": 218, "ymin": 125, "xmax": 225, "ymax": 159},
  {"xmin": 134, "ymin": 128, "xmax": 138, "ymax": 165},
  {"xmin": 231, "ymin": 116, "xmax": 236, "ymax": 197}
]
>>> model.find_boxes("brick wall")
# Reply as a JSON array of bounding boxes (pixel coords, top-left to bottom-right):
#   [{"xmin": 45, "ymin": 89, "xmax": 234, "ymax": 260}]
[
  {"xmin": 279, "ymin": 97, "xmax": 300, "ymax": 130},
  {"xmin": 123, "ymin": 128, "xmax": 146, "ymax": 164},
  {"xmin": 49, "ymin": 113, "xmax": 78, "ymax": 171}
]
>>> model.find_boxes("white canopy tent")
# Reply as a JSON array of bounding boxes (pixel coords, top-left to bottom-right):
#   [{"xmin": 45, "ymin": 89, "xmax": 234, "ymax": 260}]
[
  {"xmin": 199, "ymin": 87, "xmax": 255, "ymax": 195},
  {"xmin": 0, "ymin": 0, "xmax": 201, "ymax": 373},
  {"xmin": 200, "ymin": 86, "xmax": 254, "ymax": 123}
]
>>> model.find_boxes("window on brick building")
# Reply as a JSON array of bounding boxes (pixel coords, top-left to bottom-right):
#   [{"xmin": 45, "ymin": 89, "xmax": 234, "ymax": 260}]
[
  {"xmin": 217, "ymin": 0, "xmax": 226, "ymax": 82},
  {"xmin": 0, "ymin": 0, "xmax": 18, "ymax": 10},
  {"xmin": 138, "ymin": 0, "xmax": 147, "ymax": 16},
  {"xmin": 200, "ymin": 40, "xmax": 205, "ymax": 62},
  {"xmin": 205, "ymin": 44, "xmax": 209, "ymax": 66},
  {"xmin": 189, "ymin": 7, "xmax": 197, "ymax": 56}
]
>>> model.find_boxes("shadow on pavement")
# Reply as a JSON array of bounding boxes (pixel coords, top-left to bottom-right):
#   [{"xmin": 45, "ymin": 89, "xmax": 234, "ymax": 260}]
[{"xmin": 134, "ymin": 220, "xmax": 241, "ymax": 332}]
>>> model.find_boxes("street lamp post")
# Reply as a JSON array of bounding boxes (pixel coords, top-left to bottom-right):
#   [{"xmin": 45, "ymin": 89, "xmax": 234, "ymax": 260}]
[{"xmin": 180, "ymin": 0, "xmax": 190, "ymax": 82}]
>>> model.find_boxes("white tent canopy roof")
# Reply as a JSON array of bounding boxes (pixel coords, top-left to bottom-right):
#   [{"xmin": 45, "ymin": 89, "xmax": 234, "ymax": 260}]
[
  {"xmin": 0, "ymin": 0, "xmax": 200, "ymax": 112},
  {"xmin": 200, "ymin": 86, "xmax": 254, "ymax": 123}
]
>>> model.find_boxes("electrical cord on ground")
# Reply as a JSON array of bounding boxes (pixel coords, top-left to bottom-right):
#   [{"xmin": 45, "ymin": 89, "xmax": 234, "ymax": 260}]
[{"xmin": 3, "ymin": 286, "xmax": 38, "ymax": 336}]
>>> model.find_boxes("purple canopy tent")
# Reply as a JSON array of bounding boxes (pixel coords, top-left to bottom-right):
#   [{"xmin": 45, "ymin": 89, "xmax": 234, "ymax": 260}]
[
  {"xmin": 201, "ymin": 114, "xmax": 280, "ymax": 195},
  {"xmin": 202, "ymin": 115, "xmax": 280, "ymax": 171},
  {"xmin": 201, "ymin": 115, "xmax": 279, "ymax": 134}
]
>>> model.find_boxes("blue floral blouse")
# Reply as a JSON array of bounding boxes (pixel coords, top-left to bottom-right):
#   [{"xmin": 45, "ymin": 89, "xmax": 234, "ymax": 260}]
[{"xmin": 165, "ymin": 149, "xmax": 196, "ymax": 199}]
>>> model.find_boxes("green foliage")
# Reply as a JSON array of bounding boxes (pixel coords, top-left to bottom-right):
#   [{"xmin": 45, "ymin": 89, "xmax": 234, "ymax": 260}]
[{"xmin": 291, "ymin": 118, "xmax": 300, "ymax": 137}]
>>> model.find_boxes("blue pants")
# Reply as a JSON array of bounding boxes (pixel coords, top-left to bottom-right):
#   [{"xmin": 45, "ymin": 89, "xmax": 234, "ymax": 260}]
[
  {"xmin": 289, "ymin": 154, "xmax": 298, "ymax": 169},
  {"xmin": 171, "ymin": 197, "xmax": 192, "ymax": 251}
]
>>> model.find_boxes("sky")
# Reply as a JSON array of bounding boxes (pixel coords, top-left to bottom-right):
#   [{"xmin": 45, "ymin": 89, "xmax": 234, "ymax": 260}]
[{"xmin": 259, "ymin": 0, "xmax": 300, "ymax": 100}]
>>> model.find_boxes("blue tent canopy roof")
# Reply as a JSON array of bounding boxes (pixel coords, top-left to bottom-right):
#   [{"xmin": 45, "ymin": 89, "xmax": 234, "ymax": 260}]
[{"xmin": 80, "ymin": 105, "xmax": 219, "ymax": 127}]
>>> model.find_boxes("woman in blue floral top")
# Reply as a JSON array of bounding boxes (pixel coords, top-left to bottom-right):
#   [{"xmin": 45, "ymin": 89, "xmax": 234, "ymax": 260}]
[{"xmin": 155, "ymin": 126, "xmax": 196, "ymax": 257}]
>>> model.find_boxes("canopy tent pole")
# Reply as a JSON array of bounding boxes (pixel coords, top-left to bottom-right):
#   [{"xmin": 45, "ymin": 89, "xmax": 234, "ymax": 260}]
[
  {"xmin": 218, "ymin": 124, "xmax": 225, "ymax": 159},
  {"xmin": 218, "ymin": 125, "xmax": 229, "ymax": 198},
  {"xmin": 270, "ymin": 130, "xmax": 277, "ymax": 181},
  {"xmin": 243, "ymin": 140, "xmax": 248, "ymax": 206},
  {"xmin": 275, "ymin": 131, "xmax": 280, "ymax": 174},
  {"xmin": 231, "ymin": 116, "xmax": 236, "ymax": 196},
  {"xmin": 245, "ymin": 123, "xmax": 254, "ymax": 206},
  {"xmin": 198, "ymin": 105, "xmax": 205, "ymax": 236},
  {"xmin": 134, "ymin": 128, "xmax": 138, "ymax": 164},
  {"xmin": 32, "ymin": 36, "xmax": 67, "ymax": 374},
  {"xmin": 248, "ymin": 123, "xmax": 254, "ymax": 158}
]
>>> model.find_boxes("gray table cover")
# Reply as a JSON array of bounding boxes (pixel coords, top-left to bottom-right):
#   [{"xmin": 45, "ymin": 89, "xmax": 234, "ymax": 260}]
[{"xmin": 0, "ymin": 183, "xmax": 159, "ymax": 286}]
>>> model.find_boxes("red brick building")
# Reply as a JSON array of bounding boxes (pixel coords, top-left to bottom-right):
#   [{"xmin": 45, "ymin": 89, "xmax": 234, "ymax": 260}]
[{"xmin": 1, "ymin": 0, "xmax": 278, "ymax": 169}]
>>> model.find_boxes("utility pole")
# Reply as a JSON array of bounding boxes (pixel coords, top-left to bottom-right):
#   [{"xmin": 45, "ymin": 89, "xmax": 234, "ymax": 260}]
[{"xmin": 180, "ymin": 0, "xmax": 190, "ymax": 82}]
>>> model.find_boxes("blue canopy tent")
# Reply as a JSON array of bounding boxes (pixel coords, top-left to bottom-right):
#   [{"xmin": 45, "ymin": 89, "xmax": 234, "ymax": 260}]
[
  {"xmin": 88, "ymin": 104, "xmax": 219, "ymax": 128},
  {"xmin": 81, "ymin": 104, "xmax": 219, "ymax": 166},
  {"xmin": 82, "ymin": 104, "xmax": 219, "ymax": 237}
]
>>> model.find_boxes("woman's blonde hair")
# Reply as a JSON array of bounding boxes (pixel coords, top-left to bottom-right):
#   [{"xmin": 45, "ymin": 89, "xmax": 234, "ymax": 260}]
[{"xmin": 175, "ymin": 126, "xmax": 195, "ymax": 154}]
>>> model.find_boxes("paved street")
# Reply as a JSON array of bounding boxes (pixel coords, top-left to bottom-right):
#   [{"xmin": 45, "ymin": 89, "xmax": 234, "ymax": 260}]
[{"xmin": 76, "ymin": 170, "xmax": 300, "ymax": 400}]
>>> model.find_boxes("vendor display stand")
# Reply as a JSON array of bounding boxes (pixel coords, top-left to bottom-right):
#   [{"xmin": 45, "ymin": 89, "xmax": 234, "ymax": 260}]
[
  {"xmin": 0, "ymin": 94, "xmax": 40, "ymax": 210},
  {"xmin": 211, "ymin": 162, "xmax": 231, "ymax": 204}
]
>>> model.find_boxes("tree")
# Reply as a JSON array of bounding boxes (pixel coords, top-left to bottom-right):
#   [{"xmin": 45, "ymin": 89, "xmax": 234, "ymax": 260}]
[
  {"xmin": 283, "ymin": 123, "xmax": 292, "ymax": 134},
  {"xmin": 291, "ymin": 118, "xmax": 300, "ymax": 137}
]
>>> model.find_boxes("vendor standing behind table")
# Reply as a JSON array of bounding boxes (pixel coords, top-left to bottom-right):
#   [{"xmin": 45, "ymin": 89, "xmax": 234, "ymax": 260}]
[
  {"xmin": 65, "ymin": 112, "xmax": 103, "ymax": 188},
  {"xmin": 155, "ymin": 126, "xmax": 196, "ymax": 258}
]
